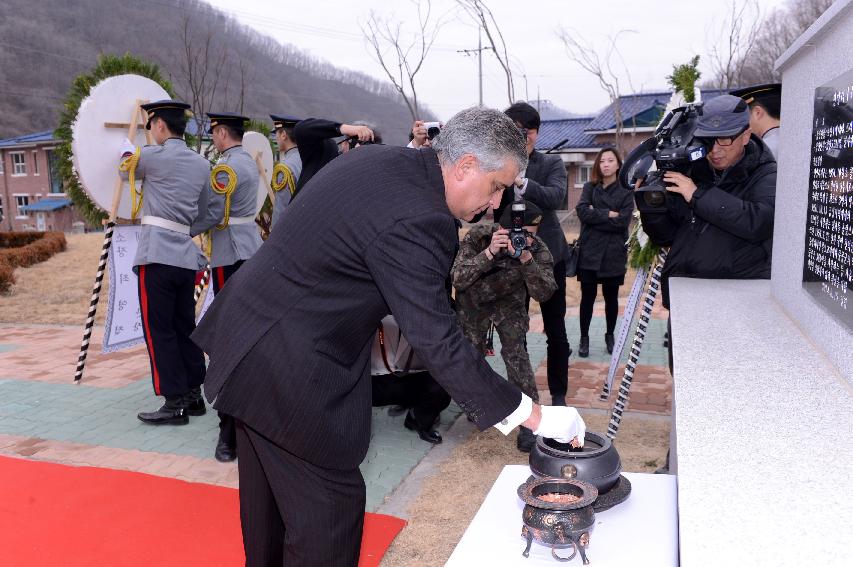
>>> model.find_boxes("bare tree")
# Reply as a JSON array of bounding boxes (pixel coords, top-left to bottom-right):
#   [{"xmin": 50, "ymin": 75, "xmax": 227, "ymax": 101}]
[
  {"xmin": 177, "ymin": 15, "xmax": 230, "ymax": 152},
  {"xmin": 556, "ymin": 29, "xmax": 636, "ymax": 151},
  {"xmin": 707, "ymin": 0, "xmax": 762, "ymax": 89},
  {"xmin": 362, "ymin": 0, "xmax": 445, "ymax": 121},
  {"xmin": 457, "ymin": 0, "xmax": 515, "ymax": 105}
]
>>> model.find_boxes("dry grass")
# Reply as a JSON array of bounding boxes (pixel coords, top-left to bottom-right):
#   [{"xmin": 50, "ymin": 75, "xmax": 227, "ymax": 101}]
[
  {"xmin": 0, "ymin": 233, "xmax": 109, "ymax": 325},
  {"xmin": 381, "ymin": 411, "xmax": 670, "ymax": 567}
]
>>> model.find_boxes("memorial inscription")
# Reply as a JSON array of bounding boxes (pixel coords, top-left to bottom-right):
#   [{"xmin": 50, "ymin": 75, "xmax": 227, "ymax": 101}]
[{"xmin": 803, "ymin": 68, "xmax": 853, "ymax": 330}]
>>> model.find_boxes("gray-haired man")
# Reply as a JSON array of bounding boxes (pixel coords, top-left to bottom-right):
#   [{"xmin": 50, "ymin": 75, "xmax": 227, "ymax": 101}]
[{"xmin": 192, "ymin": 107, "xmax": 586, "ymax": 566}]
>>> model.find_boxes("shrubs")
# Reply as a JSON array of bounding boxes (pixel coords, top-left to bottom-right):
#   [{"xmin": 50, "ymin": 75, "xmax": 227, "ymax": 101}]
[{"xmin": 0, "ymin": 232, "xmax": 67, "ymax": 293}]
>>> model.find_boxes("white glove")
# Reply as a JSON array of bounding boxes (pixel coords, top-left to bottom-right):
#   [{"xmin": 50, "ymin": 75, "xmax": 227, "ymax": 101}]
[
  {"xmin": 120, "ymin": 137, "xmax": 136, "ymax": 157},
  {"xmin": 533, "ymin": 405, "xmax": 586, "ymax": 446}
]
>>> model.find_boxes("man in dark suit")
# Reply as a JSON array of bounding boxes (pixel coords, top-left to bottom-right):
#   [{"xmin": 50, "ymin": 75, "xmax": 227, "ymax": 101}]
[
  {"xmin": 192, "ymin": 107, "xmax": 586, "ymax": 566},
  {"xmin": 498, "ymin": 102, "xmax": 573, "ymax": 407}
]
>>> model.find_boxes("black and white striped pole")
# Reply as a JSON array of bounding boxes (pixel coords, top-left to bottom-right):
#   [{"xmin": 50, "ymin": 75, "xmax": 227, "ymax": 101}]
[
  {"xmin": 606, "ymin": 248, "xmax": 668, "ymax": 440},
  {"xmin": 194, "ymin": 265, "xmax": 210, "ymax": 303},
  {"xmin": 73, "ymin": 221, "xmax": 115, "ymax": 382}
]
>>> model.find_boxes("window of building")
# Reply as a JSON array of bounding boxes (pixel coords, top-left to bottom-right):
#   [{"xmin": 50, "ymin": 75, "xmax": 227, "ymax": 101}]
[
  {"xmin": 11, "ymin": 152, "xmax": 26, "ymax": 176},
  {"xmin": 0, "ymin": 152, "xmax": 4, "ymax": 175},
  {"xmin": 0, "ymin": 196, "xmax": 4, "ymax": 220},
  {"xmin": 576, "ymin": 164, "xmax": 592, "ymax": 187},
  {"xmin": 15, "ymin": 195, "xmax": 30, "ymax": 218},
  {"xmin": 32, "ymin": 150, "xmax": 39, "ymax": 175},
  {"xmin": 47, "ymin": 150, "xmax": 63, "ymax": 193}
]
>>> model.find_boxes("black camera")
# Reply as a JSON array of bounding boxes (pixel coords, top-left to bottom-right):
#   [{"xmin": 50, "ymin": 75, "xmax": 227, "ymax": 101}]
[
  {"xmin": 424, "ymin": 121, "xmax": 441, "ymax": 140},
  {"xmin": 509, "ymin": 202, "xmax": 529, "ymax": 253},
  {"xmin": 620, "ymin": 103, "xmax": 709, "ymax": 213}
]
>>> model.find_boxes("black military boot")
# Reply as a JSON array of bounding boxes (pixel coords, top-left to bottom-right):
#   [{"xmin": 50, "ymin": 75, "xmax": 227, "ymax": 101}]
[
  {"xmin": 605, "ymin": 333, "xmax": 615, "ymax": 354},
  {"xmin": 184, "ymin": 387, "xmax": 206, "ymax": 417},
  {"xmin": 516, "ymin": 426, "xmax": 536, "ymax": 453},
  {"xmin": 137, "ymin": 396, "xmax": 189, "ymax": 425},
  {"xmin": 578, "ymin": 336, "xmax": 590, "ymax": 357}
]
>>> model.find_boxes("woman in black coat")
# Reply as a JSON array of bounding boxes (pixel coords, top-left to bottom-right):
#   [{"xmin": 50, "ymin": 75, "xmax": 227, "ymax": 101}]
[{"xmin": 575, "ymin": 147, "xmax": 634, "ymax": 357}]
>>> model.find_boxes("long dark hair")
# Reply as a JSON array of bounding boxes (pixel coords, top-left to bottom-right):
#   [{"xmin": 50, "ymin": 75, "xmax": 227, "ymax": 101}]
[{"xmin": 591, "ymin": 146, "xmax": 622, "ymax": 185}]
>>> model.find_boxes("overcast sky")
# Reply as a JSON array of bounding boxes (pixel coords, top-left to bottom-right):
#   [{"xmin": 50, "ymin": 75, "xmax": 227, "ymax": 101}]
[{"xmin": 206, "ymin": 0, "xmax": 789, "ymax": 120}]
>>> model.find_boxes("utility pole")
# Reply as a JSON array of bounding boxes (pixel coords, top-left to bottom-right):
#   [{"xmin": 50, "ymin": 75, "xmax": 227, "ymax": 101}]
[
  {"xmin": 522, "ymin": 74, "xmax": 529, "ymax": 101},
  {"xmin": 457, "ymin": 31, "xmax": 491, "ymax": 106}
]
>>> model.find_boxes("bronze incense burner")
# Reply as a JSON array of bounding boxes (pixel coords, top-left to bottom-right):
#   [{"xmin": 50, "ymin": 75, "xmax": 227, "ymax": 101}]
[{"xmin": 517, "ymin": 476, "xmax": 598, "ymax": 564}]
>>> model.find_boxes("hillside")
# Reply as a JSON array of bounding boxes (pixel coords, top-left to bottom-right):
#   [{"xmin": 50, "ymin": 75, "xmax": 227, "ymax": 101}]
[{"xmin": 0, "ymin": 0, "xmax": 428, "ymax": 144}]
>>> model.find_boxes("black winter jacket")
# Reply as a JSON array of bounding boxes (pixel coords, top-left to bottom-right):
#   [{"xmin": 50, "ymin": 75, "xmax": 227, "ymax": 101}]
[
  {"xmin": 576, "ymin": 181, "xmax": 634, "ymax": 278},
  {"xmin": 640, "ymin": 136, "xmax": 777, "ymax": 307}
]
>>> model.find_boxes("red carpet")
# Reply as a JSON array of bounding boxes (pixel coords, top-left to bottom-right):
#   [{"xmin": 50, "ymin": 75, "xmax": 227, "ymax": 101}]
[{"xmin": 0, "ymin": 455, "xmax": 405, "ymax": 566}]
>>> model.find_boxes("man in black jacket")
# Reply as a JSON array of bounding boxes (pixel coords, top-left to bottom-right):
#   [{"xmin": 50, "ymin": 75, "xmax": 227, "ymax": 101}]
[
  {"xmin": 499, "ymin": 102, "xmax": 573, "ymax": 406},
  {"xmin": 291, "ymin": 118, "xmax": 374, "ymax": 197},
  {"xmin": 192, "ymin": 107, "xmax": 587, "ymax": 566},
  {"xmin": 640, "ymin": 93, "xmax": 777, "ymax": 308}
]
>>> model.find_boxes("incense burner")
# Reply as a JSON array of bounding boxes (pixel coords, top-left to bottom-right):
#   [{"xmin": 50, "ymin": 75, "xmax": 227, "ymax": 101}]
[{"xmin": 517, "ymin": 476, "xmax": 597, "ymax": 564}]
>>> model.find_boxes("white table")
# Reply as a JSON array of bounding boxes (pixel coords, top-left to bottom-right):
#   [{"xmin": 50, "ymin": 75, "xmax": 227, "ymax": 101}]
[{"xmin": 446, "ymin": 466, "xmax": 678, "ymax": 566}]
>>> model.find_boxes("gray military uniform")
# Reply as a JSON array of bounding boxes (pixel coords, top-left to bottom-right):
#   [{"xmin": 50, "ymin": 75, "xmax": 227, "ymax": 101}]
[
  {"xmin": 270, "ymin": 146, "xmax": 302, "ymax": 229},
  {"xmin": 762, "ymin": 127, "xmax": 779, "ymax": 159},
  {"xmin": 194, "ymin": 145, "xmax": 263, "ymax": 268},
  {"xmin": 120, "ymin": 137, "xmax": 211, "ymax": 271}
]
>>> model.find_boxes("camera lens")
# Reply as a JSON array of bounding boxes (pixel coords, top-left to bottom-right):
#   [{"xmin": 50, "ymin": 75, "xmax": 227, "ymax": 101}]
[
  {"xmin": 427, "ymin": 127, "xmax": 440, "ymax": 140},
  {"xmin": 643, "ymin": 191, "xmax": 666, "ymax": 208}
]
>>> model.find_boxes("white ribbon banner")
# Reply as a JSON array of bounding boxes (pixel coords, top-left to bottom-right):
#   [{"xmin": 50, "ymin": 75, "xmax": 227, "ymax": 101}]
[{"xmin": 102, "ymin": 224, "xmax": 145, "ymax": 353}]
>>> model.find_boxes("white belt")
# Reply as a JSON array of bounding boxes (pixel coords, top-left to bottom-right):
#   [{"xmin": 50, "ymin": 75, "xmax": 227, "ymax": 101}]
[
  {"xmin": 141, "ymin": 215, "xmax": 191, "ymax": 235},
  {"xmin": 228, "ymin": 216, "xmax": 256, "ymax": 226}
]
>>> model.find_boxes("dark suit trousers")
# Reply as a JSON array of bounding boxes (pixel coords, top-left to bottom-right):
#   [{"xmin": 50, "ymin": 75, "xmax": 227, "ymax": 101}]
[
  {"xmin": 236, "ymin": 421, "xmax": 366, "ymax": 566},
  {"xmin": 212, "ymin": 260, "xmax": 245, "ymax": 445},
  {"xmin": 371, "ymin": 371, "xmax": 451, "ymax": 429},
  {"xmin": 137, "ymin": 264, "xmax": 205, "ymax": 397},
  {"xmin": 541, "ymin": 260, "xmax": 572, "ymax": 398}
]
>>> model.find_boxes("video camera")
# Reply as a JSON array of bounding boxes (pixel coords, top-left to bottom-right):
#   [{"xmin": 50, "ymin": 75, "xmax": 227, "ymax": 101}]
[{"xmin": 619, "ymin": 102, "xmax": 709, "ymax": 213}]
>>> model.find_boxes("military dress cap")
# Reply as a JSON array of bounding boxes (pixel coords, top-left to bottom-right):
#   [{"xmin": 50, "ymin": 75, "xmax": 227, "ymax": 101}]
[
  {"xmin": 206, "ymin": 112, "xmax": 249, "ymax": 134},
  {"xmin": 694, "ymin": 94, "xmax": 750, "ymax": 138},
  {"xmin": 499, "ymin": 200, "xmax": 544, "ymax": 229},
  {"xmin": 140, "ymin": 100, "xmax": 191, "ymax": 130},
  {"xmin": 730, "ymin": 83, "xmax": 782, "ymax": 106},
  {"xmin": 270, "ymin": 114, "xmax": 302, "ymax": 130}
]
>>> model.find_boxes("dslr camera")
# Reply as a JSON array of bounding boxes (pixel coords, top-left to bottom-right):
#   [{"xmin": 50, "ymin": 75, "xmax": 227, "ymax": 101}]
[
  {"xmin": 509, "ymin": 201, "xmax": 529, "ymax": 253},
  {"xmin": 424, "ymin": 121, "xmax": 441, "ymax": 140},
  {"xmin": 619, "ymin": 103, "xmax": 708, "ymax": 213}
]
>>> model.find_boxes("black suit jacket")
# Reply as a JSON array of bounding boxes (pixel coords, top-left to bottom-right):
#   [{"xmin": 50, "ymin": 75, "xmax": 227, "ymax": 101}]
[{"xmin": 192, "ymin": 146, "xmax": 521, "ymax": 470}]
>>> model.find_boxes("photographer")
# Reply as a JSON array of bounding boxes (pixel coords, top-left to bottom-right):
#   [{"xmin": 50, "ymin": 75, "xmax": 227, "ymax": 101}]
[
  {"xmin": 291, "ymin": 118, "xmax": 374, "ymax": 197},
  {"xmin": 408, "ymin": 119, "xmax": 442, "ymax": 149},
  {"xmin": 453, "ymin": 201, "xmax": 557, "ymax": 453},
  {"xmin": 639, "ymin": 94, "xmax": 777, "ymax": 309}
]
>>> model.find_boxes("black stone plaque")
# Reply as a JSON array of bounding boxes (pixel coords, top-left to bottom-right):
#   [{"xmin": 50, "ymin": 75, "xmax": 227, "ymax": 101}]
[{"xmin": 803, "ymin": 69, "xmax": 853, "ymax": 331}]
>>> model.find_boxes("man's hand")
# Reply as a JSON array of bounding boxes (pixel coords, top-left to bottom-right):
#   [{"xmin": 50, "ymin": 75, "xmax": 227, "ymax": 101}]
[
  {"xmin": 487, "ymin": 228, "xmax": 510, "ymax": 258},
  {"xmin": 663, "ymin": 171, "xmax": 697, "ymax": 203},
  {"xmin": 340, "ymin": 124, "xmax": 374, "ymax": 142},
  {"xmin": 608, "ymin": 210, "xmax": 619, "ymax": 218},
  {"xmin": 522, "ymin": 403, "xmax": 585, "ymax": 447},
  {"xmin": 519, "ymin": 249, "xmax": 534, "ymax": 264},
  {"xmin": 411, "ymin": 120, "xmax": 428, "ymax": 148}
]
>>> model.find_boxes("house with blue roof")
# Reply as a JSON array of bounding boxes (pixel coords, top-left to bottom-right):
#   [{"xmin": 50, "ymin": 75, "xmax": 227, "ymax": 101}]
[
  {"xmin": 536, "ymin": 88, "xmax": 737, "ymax": 210},
  {"xmin": 0, "ymin": 130, "xmax": 86, "ymax": 232}
]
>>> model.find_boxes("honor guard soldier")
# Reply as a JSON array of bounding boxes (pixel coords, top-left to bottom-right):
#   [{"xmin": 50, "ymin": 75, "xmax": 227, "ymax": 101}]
[
  {"xmin": 196, "ymin": 112, "xmax": 264, "ymax": 462},
  {"xmin": 730, "ymin": 83, "xmax": 782, "ymax": 159},
  {"xmin": 269, "ymin": 114, "xmax": 302, "ymax": 230},
  {"xmin": 118, "ymin": 100, "xmax": 211, "ymax": 425}
]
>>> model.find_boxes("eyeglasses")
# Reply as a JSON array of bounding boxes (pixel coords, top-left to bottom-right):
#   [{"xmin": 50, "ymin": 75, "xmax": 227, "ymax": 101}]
[{"xmin": 697, "ymin": 128, "xmax": 748, "ymax": 148}]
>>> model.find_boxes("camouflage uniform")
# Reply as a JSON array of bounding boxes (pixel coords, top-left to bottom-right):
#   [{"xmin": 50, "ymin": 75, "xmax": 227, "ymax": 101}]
[{"xmin": 452, "ymin": 223, "xmax": 557, "ymax": 403}]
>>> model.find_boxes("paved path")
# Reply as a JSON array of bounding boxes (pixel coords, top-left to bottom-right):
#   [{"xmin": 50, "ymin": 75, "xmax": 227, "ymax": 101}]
[{"xmin": 0, "ymin": 305, "xmax": 670, "ymax": 514}]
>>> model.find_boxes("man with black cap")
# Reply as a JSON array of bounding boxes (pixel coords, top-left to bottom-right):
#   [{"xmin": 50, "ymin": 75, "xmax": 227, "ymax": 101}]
[
  {"xmin": 118, "ymin": 100, "xmax": 211, "ymax": 425},
  {"xmin": 194, "ymin": 112, "xmax": 264, "ymax": 461},
  {"xmin": 269, "ymin": 114, "xmax": 302, "ymax": 228},
  {"xmin": 489, "ymin": 102, "xmax": 572, "ymax": 408},
  {"xmin": 453, "ymin": 200, "xmax": 557, "ymax": 452},
  {"xmin": 730, "ymin": 83, "xmax": 782, "ymax": 159},
  {"xmin": 639, "ymin": 93, "xmax": 777, "ymax": 308}
]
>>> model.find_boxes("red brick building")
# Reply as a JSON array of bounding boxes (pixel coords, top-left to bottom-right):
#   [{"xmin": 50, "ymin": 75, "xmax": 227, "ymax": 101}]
[{"xmin": 0, "ymin": 130, "xmax": 86, "ymax": 232}]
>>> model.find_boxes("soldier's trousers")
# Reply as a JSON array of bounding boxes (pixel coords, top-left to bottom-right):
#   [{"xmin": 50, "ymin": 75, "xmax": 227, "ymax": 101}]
[
  {"xmin": 211, "ymin": 260, "xmax": 245, "ymax": 446},
  {"xmin": 137, "ymin": 263, "xmax": 206, "ymax": 397},
  {"xmin": 461, "ymin": 314, "xmax": 540, "ymax": 403}
]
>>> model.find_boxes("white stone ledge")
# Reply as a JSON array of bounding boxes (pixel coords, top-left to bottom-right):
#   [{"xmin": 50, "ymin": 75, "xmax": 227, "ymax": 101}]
[{"xmin": 669, "ymin": 278, "xmax": 852, "ymax": 567}]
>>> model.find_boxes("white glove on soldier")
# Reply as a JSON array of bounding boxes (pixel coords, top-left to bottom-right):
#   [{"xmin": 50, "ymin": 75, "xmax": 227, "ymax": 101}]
[
  {"xmin": 120, "ymin": 137, "xmax": 136, "ymax": 158},
  {"xmin": 533, "ymin": 405, "xmax": 586, "ymax": 446}
]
